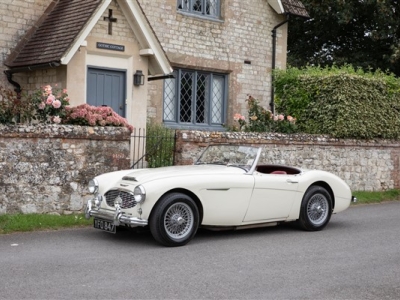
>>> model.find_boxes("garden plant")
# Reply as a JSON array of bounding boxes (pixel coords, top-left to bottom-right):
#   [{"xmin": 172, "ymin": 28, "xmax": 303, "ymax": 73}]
[
  {"xmin": 231, "ymin": 65, "xmax": 400, "ymax": 140},
  {"xmin": 0, "ymin": 85, "xmax": 133, "ymax": 131}
]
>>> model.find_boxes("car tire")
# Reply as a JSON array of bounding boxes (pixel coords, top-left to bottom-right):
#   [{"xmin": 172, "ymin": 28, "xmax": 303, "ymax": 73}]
[
  {"xmin": 298, "ymin": 185, "xmax": 332, "ymax": 231},
  {"xmin": 150, "ymin": 192, "xmax": 199, "ymax": 247}
]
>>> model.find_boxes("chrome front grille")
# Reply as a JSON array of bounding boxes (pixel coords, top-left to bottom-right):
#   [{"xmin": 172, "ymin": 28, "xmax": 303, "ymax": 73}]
[{"xmin": 105, "ymin": 189, "xmax": 137, "ymax": 209}]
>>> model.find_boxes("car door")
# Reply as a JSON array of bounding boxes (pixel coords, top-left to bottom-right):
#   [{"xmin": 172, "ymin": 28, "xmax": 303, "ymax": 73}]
[
  {"xmin": 199, "ymin": 173, "xmax": 255, "ymax": 226},
  {"xmin": 243, "ymin": 173, "xmax": 299, "ymax": 222}
]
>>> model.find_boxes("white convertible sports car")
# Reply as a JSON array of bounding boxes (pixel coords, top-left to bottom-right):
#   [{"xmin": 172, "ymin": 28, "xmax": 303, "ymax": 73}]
[{"xmin": 85, "ymin": 144, "xmax": 356, "ymax": 247}]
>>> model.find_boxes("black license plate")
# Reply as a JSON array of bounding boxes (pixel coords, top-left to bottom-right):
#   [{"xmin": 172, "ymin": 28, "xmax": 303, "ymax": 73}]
[{"xmin": 94, "ymin": 218, "xmax": 116, "ymax": 234}]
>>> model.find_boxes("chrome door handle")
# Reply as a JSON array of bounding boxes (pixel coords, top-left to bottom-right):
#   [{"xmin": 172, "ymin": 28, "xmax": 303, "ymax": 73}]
[{"xmin": 286, "ymin": 179, "xmax": 298, "ymax": 184}]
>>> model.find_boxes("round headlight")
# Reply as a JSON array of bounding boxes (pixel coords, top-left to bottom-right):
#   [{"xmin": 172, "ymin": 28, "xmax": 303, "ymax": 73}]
[
  {"xmin": 134, "ymin": 185, "xmax": 146, "ymax": 204},
  {"xmin": 88, "ymin": 179, "xmax": 99, "ymax": 194}
]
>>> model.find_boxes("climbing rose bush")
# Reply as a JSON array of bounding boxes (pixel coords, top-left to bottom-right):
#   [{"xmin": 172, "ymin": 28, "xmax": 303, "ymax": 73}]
[
  {"xmin": 233, "ymin": 113, "xmax": 246, "ymax": 131},
  {"xmin": 232, "ymin": 95, "xmax": 297, "ymax": 134},
  {"xmin": 31, "ymin": 84, "xmax": 70, "ymax": 124}
]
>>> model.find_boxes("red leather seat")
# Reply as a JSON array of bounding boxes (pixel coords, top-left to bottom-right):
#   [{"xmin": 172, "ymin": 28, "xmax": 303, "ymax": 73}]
[{"xmin": 270, "ymin": 170, "xmax": 287, "ymax": 175}]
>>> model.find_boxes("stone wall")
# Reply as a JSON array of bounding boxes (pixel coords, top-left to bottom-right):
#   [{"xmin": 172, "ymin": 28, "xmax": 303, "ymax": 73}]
[
  {"xmin": 3, "ymin": 126, "xmax": 397, "ymax": 215},
  {"xmin": 174, "ymin": 130, "xmax": 400, "ymax": 192},
  {"xmin": 0, "ymin": 125, "xmax": 131, "ymax": 215}
]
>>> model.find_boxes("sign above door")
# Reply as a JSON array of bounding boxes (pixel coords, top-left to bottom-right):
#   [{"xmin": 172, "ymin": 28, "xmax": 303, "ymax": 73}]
[{"xmin": 96, "ymin": 42, "xmax": 125, "ymax": 52}]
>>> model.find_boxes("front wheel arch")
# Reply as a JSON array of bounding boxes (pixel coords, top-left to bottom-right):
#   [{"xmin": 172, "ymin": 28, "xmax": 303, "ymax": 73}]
[{"xmin": 149, "ymin": 188, "xmax": 204, "ymax": 225}]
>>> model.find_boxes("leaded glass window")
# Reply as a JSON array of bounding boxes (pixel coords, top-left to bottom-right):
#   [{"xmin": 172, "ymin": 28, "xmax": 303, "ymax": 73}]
[
  {"xmin": 163, "ymin": 69, "xmax": 227, "ymax": 129},
  {"xmin": 177, "ymin": 0, "xmax": 220, "ymax": 18}
]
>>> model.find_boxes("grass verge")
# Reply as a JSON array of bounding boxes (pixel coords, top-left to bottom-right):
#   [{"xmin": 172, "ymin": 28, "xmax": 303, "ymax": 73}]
[
  {"xmin": 0, "ymin": 213, "xmax": 92, "ymax": 234},
  {"xmin": 352, "ymin": 189, "xmax": 400, "ymax": 205},
  {"xmin": 1, "ymin": 190, "xmax": 399, "ymax": 234}
]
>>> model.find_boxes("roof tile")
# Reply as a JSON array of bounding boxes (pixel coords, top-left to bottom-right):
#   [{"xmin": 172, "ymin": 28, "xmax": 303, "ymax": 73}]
[
  {"xmin": 281, "ymin": 0, "xmax": 310, "ymax": 18},
  {"xmin": 5, "ymin": 0, "xmax": 102, "ymax": 68}
]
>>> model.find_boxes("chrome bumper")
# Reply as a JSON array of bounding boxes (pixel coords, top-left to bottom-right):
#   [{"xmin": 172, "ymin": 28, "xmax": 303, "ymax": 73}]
[{"xmin": 84, "ymin": 199, "xmax": 148, "ymax": 227}]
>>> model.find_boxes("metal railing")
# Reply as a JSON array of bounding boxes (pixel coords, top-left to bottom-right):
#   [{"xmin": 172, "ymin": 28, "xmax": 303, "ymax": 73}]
[{"xmin": 131, "ymin": 127, "xmax": 176, "ymax": 169}]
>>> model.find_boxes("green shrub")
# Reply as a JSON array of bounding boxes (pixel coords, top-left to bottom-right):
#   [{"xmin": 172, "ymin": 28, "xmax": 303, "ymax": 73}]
[
  {"xmin": 0, "ymin": 87, "xmax": 37, "ymax": 124},
  {"xmin": 145, "ymin": 122, "xmax": 175, "ymax": 168},
  {"xmin": 274, "ymin": 65, "xmax": 400, "ymax": 139}
]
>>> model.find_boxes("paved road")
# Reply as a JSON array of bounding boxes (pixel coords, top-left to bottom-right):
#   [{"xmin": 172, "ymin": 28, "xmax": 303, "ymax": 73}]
[{"xmin": 1, "ymin": 202, "xmax": 400, "ymax": 300}]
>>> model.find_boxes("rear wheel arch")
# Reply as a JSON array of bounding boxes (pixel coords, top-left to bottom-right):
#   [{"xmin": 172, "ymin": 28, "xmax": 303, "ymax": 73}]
[{"xmin": 309, "ymin": 181, "xmax": 335, "ymax": 210}]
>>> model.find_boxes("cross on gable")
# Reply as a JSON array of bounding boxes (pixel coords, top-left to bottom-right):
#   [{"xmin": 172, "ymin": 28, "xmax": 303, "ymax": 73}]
[{"xmin": 104, "ymin": 9, "xmax": 117, "ymax": 35}]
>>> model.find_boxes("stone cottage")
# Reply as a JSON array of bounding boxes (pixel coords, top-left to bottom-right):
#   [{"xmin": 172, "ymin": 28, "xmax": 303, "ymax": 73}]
[{"xmin": 1, "ymin": 0, "xmax": 309, "ymax": 132}]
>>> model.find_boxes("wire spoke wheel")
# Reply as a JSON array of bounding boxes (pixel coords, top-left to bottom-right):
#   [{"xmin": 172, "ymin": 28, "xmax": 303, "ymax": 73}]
[
  {"xmin": 150, "ymin": 193, "xmax": 199, "ymax": 247},
  {"xmin": 306, "ymin": 193, "xmax": 329, "ymax": 226},
  {"xmin": 164, "ymin": 202, "xmax": 194, "ymax": 240},
  {"xmin": 298, "ymin": 185, "xmax": 332, "ymax": 231}
]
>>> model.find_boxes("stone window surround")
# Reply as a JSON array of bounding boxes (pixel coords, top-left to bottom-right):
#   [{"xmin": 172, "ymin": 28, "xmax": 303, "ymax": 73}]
[{"xmin": 163, "ymin": 68, "xmax": 228, "ymax": 130}]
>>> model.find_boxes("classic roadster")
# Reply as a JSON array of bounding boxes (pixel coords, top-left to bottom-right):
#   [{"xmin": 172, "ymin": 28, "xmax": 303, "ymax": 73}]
[{"xmin": 85, "ymin": 144, "xmax": 356, "ymax": 247}]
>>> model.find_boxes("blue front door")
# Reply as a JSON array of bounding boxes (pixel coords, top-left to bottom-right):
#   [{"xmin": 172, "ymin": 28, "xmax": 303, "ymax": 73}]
[{"xmin": 87, "ymin": 67, "xmax": 126, "ymax": 117}]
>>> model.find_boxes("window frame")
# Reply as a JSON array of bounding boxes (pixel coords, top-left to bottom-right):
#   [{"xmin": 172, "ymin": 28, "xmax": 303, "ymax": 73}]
[
  {"xmin": 163, "ymin": 68, "xmax": 228, "ymax": 130},
  {"xmin": 177, "ymin": 0, "xmax": 221, "ymax": 20}
]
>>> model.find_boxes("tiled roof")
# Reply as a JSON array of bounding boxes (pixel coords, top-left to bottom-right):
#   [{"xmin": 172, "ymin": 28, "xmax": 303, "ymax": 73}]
[
  {"xmin": 281, "ymin": 0, "xmax": 310, "ymax": 18},
  {"xmin": 5, "ymin": 0, "xmax": 102, "ymax": 68}
]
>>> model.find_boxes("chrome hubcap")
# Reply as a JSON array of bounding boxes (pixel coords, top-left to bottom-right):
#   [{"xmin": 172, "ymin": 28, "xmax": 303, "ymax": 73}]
[{"xmin": 173, "ymin": 216, "xmax": 185, "ymax": 226}]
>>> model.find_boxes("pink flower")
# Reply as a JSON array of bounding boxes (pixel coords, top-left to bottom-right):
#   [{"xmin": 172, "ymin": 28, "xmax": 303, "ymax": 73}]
[
  {"xmin": 38, "ymin": 102, "xmax": 45, "ymax": 110},
  {"xmin": 64, "ymin": 103, "xmax": 133, "ymax": 132},
  {"xmin": 278, "ymin": 114, "xmax": 284, "ymax": 121},
  {"xmin": 287, "ymin": 116, "xmax": 296, "ymax": 123},
  {"xmin": 53, "ymin": 116, "xmax": 61, "ymax": 124},
  {"xmin": 273, "ymin": 115, "xmax": 279, "ymax": 121},
  {"xmin": 46, "ymin": 95, "xmax": 55, "ymax": 105},
  {"xmin": 42, "ymin": 85, "xmax": 52, "ymax": 96},
  {"xmin": 62, "ymin": 89, "xmax": 68, "ymax": 94},
  {"xmin": 233, "ymin": 113, "xmax": 246, "ymax": 122},
  {"xmin": 88, "ymin": 119, "xmax": 96, "ymax": 126},
  {"xmin": 52, "ymin": 99, "xmax": 62, "ymax": 108},
  {"xmin": 233, "ymin": 113, "xmax": 242, "ymax": 121}
]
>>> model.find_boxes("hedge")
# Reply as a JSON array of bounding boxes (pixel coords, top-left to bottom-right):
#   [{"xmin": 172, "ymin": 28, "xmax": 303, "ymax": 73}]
[{"xmin": 274, "ymin": 65, "xmax": 400, "ymax": 139}]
